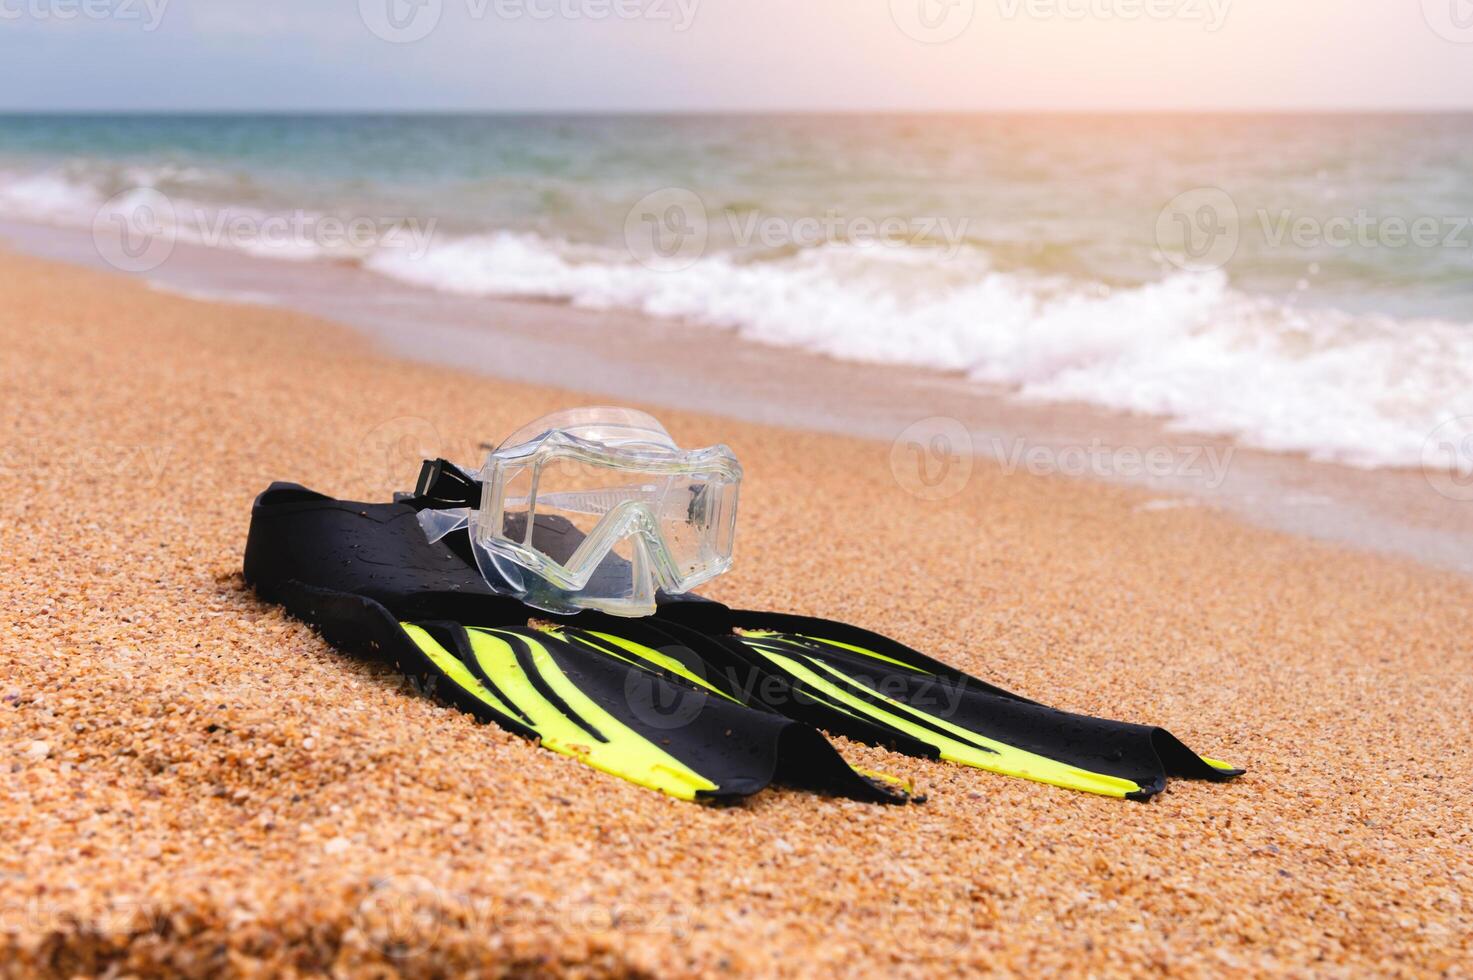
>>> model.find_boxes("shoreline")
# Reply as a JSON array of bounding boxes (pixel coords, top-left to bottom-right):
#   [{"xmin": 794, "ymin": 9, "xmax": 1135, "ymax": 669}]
[
  {"xmin": 3, "ymin": 248, "xmax": 1472, "ymax": 974},
  {"xmin": 5, "ymin": 216, "xmax": 1472, "ymax": 576}
]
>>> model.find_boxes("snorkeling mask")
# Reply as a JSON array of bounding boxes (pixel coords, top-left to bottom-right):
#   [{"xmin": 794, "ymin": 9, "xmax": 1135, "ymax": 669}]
[{"xmin": 417, "ymin": 407, "xmax": 741, "ymax": 617}]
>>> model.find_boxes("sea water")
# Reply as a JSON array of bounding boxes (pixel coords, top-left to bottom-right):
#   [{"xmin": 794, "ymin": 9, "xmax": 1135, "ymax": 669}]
[{"xmin": 2, "ymin": 112, "xmax": 1471, "ymax": 471}]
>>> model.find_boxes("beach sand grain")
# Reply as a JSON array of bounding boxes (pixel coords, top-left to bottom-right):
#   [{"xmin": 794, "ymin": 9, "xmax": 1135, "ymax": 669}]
[{"xmin": 2, "ymin": 251, "xmax": 1471, "ymax": 977}]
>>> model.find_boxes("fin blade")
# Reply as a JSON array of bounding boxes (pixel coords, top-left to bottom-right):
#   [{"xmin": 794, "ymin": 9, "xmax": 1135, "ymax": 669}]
[
  {"xmin": 747, "ymin": 642, "xmax": 1142, "ymax": 799},
  {"xmin": 471, "ymin": 628, "xmax": 720, "ymax": 800}
]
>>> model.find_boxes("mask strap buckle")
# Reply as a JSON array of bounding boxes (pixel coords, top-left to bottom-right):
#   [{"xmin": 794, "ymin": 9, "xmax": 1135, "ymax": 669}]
[{"xmin": 413, "ymin": 458, "xmax": 483, "ymax": 508}]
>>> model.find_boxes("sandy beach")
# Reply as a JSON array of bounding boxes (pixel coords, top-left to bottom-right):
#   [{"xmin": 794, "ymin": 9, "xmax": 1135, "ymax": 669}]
[{"xmin": 3, "ymin": 248, "xmax": 1472, "ymax": 975}]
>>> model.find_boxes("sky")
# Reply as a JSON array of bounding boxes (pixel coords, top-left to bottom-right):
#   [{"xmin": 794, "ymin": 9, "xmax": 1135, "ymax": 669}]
[{"xmin": 2, "ymin": 0, "xmax": 1472, "ymax": 112}]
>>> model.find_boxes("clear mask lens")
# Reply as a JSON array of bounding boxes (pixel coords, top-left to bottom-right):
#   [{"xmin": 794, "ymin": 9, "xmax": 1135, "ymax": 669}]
[{"xmin": 468, "ymin": 407, "xmax": 741, "ymax": 617}]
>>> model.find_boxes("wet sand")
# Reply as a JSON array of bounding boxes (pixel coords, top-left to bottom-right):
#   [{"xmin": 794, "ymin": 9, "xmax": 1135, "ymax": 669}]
[
  {"xmin": 8, "ymin": 217, "xmax": 1473, "ymax": 578},
  {"xmin": 2, "ymin": 250, "xmax": 1471, "ymax": 976}
]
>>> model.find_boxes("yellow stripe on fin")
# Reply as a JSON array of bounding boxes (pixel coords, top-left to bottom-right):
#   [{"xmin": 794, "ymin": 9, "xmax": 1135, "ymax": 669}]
[
  {"xmin": 581, "ymin": 631, "xmax": 743, "ymax": 704},
  {"xmin": 752, "ymin": 647, "xmax": 1143, "ymax": 799},
  {"xmin": 399, "ymin": 623, "xmax": 520, "ymax": 720},
  {"xmin": 470, "ymin": 629, "xmax": 719, "ymax": 801},
  {"xmin": 794, "ymin": 634, "xmax": 934, "ymax": 675}
]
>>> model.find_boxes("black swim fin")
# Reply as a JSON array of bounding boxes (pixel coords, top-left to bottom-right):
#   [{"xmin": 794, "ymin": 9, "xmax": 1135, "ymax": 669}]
[
  {"xmin": 651, "ymin": 603, "xmax": 1242, "ymax": 801},
  {"xmin": 243, "ymin": 484, "xmax": 909, "ymax": 804}
]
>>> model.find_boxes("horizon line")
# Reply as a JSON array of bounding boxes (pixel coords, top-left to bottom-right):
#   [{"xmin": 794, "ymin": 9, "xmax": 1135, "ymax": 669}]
[{"xmin": 5, "ymin": 106, "xmax": 1473, "ymax": 117}]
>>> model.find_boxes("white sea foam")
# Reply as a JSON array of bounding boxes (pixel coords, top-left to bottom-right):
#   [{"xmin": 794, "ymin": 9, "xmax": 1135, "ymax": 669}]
[
  {"xmin": 0, "ymin": 171, "xmax": 103, "ymax": 223},
  {"xmin": 3, "ymin": 166, "xmax": 1470, "ymax": 472},
  {"xmin": 0, "ymin": 167, "xmax": 423, "ymax": 263},
  {"xmin": 367, "ymin": 231, "xmax": 1473, "ymax": 471}
]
